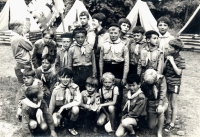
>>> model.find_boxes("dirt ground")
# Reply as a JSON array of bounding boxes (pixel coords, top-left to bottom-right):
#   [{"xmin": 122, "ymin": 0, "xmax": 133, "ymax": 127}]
[{"xmin": 0, "ymin": 45, "xmax": 200, "ymax": 137}]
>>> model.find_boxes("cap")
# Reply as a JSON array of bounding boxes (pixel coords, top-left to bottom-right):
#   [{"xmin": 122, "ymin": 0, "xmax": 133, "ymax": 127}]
[
  {"xmin": 79, "ymin": 11, "xmax": 90, "ymax": 18},
  {"xmin": 169, "ymin": 38, "xmax": 184, "ymax": 49}
]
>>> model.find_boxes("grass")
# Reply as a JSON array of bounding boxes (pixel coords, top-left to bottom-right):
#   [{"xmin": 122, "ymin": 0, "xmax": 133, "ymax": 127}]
[{"xmin": 0, "ymin": 45, "xmax": 200, "ymax": 137}]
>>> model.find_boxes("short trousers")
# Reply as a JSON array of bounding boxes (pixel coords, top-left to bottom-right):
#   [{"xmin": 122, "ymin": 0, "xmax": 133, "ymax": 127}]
[
  {"xmin": 147, "ymin": 97, "xmax": 168, "ymax": 114},
  {"xmin": 167, "ymin": 84, "xmax": 180, "ymax": 94},
  {"xmin": 54, "ymin": 106, "xmax": 72, "ymax": 119}
]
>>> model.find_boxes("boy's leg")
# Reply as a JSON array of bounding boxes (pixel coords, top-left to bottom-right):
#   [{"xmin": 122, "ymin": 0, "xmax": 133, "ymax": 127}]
[
  {"xmin": 171, "ymin": 93, "xmax": 178, "ymax": 125},
  {"xmin": 115, "ymin": 123, "xmax": 126, "ymax": 137},
  {"xmin": 148, "ymin": 112, "xmax": 158, "ymax": 129},
  {"xmin": 97, "ymin": 113, "xmax": 107, "ymax": 126},
  {"xmin": 29, "ymin": 119, "xmax": 38, "ymax": 129},
  {"xmin": 165, "ymin": 93, "xmax": 172, "ymax": 124},
  {"xmin": 108, "ymin": 105, "xmax": 116, "ymax": 130},
  {"xmin": 158, "ymin": 102, "xmax": 168, "ymax": 136},
  {"xmin": 52, "ymin": 112, "xmax": 62, "ymax": 127},
  {"xmin": 121, "ymin": 117, "xmax": 137, "ymax": 134}
]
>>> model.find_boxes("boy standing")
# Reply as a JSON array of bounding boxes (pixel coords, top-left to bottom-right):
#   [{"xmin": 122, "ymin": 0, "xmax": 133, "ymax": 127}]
[
  {"xmin": 55, "ymin": 32, "xmax": 73, "ymax": 72},
  {"xmin": 68, "ymin": 27, "xmax": 96, "ymax": 91},
  {"xmin": 10, "ymin": 22, "xmax": 33, "ymax": 87},
  {"xmin": 21, "ymin": 86, "xmax": 57, "ymax": 137},
  {"xmin": 164, "ymin": 39, "xmax": 186, "ymax": 132},
  {"xmin": 129, "ymin": 26, "xmax": 146, "ymax": 75},
  {"xmin": 141, "ymin": 69, "xmax": 168, "ymax": 137},
  {"xmin": 49, "ymin": 68, "xmax": 81, "ymax": 136},
  {"xmin": 137, "ymin": 30, "xmax": 164, "ymax": 76}
]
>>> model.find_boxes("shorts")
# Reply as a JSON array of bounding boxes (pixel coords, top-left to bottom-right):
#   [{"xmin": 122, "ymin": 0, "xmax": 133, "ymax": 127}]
[
  {"xmin": 54, "ymin": 106, "xmax": 72, "ymax": 119},
  {"xmin": 167, "ymin": 84, "xmax": 180, "ymax": 94},
  {"xmin": 147, "ymin": 97, "xmax": 168, "ymax": 114}
]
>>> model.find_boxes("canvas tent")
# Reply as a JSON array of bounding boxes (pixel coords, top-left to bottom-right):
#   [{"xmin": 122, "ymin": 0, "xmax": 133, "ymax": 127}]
[
  {"xmin": 56, "ymin": 0, "xmax": 92, "ymax": 33},
  {"xmin": 178, "ymin": 5, "xmax": 200, "ymax": 35},
  {"xmin": 0, "ymin": 0, "xmax": 40, "ymax": 32},
  {"xmin": 126, "ymin": 0, "xmax": 158, "ymax": 32}
]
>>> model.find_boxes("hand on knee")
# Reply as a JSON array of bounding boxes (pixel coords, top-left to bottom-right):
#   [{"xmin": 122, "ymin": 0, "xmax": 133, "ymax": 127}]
[
  {"xmin": 53, "ymin": 113, "xmax": 61, "ymax": 127},
  {"xmin": 40, "ymin": 122, "xmax": 48, "ymax": 131},
  {"xmin": 29, "ymin": 120, "xmax": 37, "ymax": 129}
]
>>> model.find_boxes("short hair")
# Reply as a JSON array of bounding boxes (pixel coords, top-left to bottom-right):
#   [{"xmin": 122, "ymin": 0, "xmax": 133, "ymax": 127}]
[
  {"xmin": 92, "ymin": 13, "xmax": 106, "ymax": 27},
  {"xmin": 86, "ymin": 77, "xmax": 99, "ymax": 88},
  {"xmin": 132, "ymin": 26, "xmax": 145, "ymax": 35},
  {"xmin": 79, "ymin": 11, "xmax": 90, "ymax": 18},
  {"xmin": 72, "ymin": 27, "xmax": 87, "ymax": 38},
  {"xmin": 25, "ymin": 86, "xmax": 40, "ymax": 101},
  {"xmin": 58, "ymin": 68, "xmax": 73, "ymax": 78},
  {"xmin": 127, "ymin": 74, "xmax": 141, "ymax": 85},
  {"xmin": 68, "ymin": 21, "xmax": 81, "ymax": 32},
  {"xmin": 157, "ymin": 16, "xmax": 171, "ymax": 27},
  {"xmin": 23, "ymin": 68, "xmax": 36, "ymax": 77},
  {"xmin": 9, "ymin": 22, "xmax": 23, "ymax": 30},
  {"xmin": 169, "ymin": 38, "xmax": 184, "ymax": 50},
  {"xmin": 102, "ymin": 72, "xmax": 115, "ymax": 82},
  {"xmin": 118, "ymin": 18, "xmax": 131, "ymax": 29},
  {"xmin": 42, "ymin": 55, "xmax": 54, "ymax": 64},
  {"xmin": 143, "ymin": 69, "xmax": 157, "ymax": 85},
  {"xmin": 145, "ymin": 30, "xmax": 159, "ymax": 39},
  {"xmin": 42, "ymin": 30, "xmax": 54, "ymax": 39}
]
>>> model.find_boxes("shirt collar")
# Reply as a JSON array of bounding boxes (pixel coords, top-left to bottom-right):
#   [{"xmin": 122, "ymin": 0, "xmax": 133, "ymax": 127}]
[
  {"xmin": 159, "ymin": 31, "xmax": 171, "ymax": 38},
  {"xmin": 103, "ymin": 85, "xmax": 114, "ymax": 91},
  {"xmin": 108, "ymin": 38, "xmax": 121, "ymax": 44},
  {"xmin": 144, "ymin": 44, "xmax": 158, "ymax": 52}
]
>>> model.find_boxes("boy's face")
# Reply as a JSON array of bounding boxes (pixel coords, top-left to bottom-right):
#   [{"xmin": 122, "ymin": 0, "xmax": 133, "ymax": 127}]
[
  {"xmin": 92, "ymin": 18, "xmax": 100, "ymax": 29},
  {"xmin": 23, "ymin": 76, "xmax": 34, "ymax": 86},
  {"xmin": 59, "ymin": 75, "xmax": 71, "ymax": 87},
  {"xmin": 43, "ymin": 34, "xmax": 52, "ymax": 44},
  {"xmin": 42, "ymin": 59, "xmax": 51, "ymax": 71},
  {"xmin": 37, "ymin": 90, "xmax": 44, "ymax": 101},
  {"xmin": 103, "ymin": 78, "xmax": 114, "ymax": 90},
  {"xmin": 15, "ymin": 24, "xmax": 24, "ymax": 35},
  {"xmin": 80, "ymin": 16, "xmax": 89, "ymax": 26},
  {"xmin": 158, "ymin": 21, "xmax": 169, "ymax": 35},
  {"xmin": 133, "ymin": 33, "xmax": 143, "ymax": 43},
  {"xmin": 62, "ymin": 38, "xmax": 72, "ymax": 50},
  {"xmin": 120, "ymin": 23, "xmax": 130, "ymax": 34},
  {"xmin": 128, "ymin": 82, "xmax": 140, "ymax": 94},
  {"xmin": 147, "ymin": 34, "xmax": 159, "ymax": 47},
  {"xmin": 74, "ymin": 33, "xmax": 86, "ymax": 45},
  {"xmin": 168, "ymin": 45, "xmax": 177, "ymax": 55},
  {"xmin": 109, "ymin": 28, "xmax": 120, "ymax": 42},
  {"xmin": 86, "ymin": 84, "xmax": 96, "ymax": 95}
]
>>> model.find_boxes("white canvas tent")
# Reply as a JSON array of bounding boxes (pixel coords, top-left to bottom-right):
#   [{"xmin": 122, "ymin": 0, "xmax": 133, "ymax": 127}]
[
  {"xmin": 0, "ymin": 0, "xmax": 40, "ymax": 32},
  {"xmin": 178, "ymin": 5, "xmax": 200, "ymax": 35},
  {"xmin": 126, "ymin": 0, "xmax": 158, "ymax": 32},
  {"xmin": 56, "ymin": 0, "xmax": 92, "ymax": 33}
]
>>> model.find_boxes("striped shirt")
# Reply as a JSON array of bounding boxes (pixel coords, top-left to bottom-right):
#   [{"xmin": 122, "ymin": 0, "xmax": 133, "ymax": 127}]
[{"xmin": 165, "ymin": 53, "xmax": 186, "ymax": 85}]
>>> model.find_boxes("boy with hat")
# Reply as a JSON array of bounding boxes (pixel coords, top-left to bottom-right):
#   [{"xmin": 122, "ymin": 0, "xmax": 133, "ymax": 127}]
[
  {"xmin": 163, "ymin": 39, "xmax": 186, "ymax": 132},
  {"xmin": 129, "ymin": 26, "xmax": 146, "ymax": 75},
  {"xmin": 55, "ymin": 32, "xmax": 73, "ymax": 72},
  {"xmin": 137, "ymin": 30, "xmax": 164, "ymax": 76},
  {"xmin": 79, "ymin": 11, "xmax": 96, "ymax": 49}
]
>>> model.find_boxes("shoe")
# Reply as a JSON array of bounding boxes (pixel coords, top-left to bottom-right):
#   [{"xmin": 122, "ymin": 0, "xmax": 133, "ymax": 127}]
[
  {"xmin": 164, "ymin": 124, "xmax": 175, "ymax": 132},
  {"xmin": 163, "ymin": 122, "xmax": 170, "ymax": 129},
  {"xmin": 68, "ymin": 128, "xmax": 79, "ymax": 136}
]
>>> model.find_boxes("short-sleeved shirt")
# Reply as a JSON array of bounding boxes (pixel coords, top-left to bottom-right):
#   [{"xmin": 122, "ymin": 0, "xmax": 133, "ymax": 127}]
[
  {"xmin": 99, "ymin": 86, "xmax": 119, "ymax": 103},
  {"xmin": 165, "ymin": 53, "xmax": 186, "ymax": 85}
]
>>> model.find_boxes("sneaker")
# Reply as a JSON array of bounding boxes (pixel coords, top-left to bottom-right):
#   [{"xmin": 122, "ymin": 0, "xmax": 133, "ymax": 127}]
[
  {"xmin": 164, "ymin": 124, "xmax": 175, "ymax": 132},
  {"xmin": 68, "ymin": 128, "xmax": 79, "ymax": 136},
  {"xmin": 163, "ymin": 122, "xmax": 170, "ymax": 129}
]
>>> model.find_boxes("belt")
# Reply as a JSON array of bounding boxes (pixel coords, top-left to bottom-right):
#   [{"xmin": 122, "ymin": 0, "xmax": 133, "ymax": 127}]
[{"xmin": 104, "ymin": 61, "xmax": 124, "ymax": 65}]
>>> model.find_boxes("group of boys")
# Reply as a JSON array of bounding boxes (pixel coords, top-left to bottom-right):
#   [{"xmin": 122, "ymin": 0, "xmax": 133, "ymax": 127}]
[{"xmin": 10, "ymin": 10, "xmax": 185, "ymax": 137}]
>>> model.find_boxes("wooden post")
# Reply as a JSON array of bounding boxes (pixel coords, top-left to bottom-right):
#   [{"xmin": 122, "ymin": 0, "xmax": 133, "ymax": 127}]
[{"xmin": 60, "ymin": 13, "xmax": 66, "ymax": 32}]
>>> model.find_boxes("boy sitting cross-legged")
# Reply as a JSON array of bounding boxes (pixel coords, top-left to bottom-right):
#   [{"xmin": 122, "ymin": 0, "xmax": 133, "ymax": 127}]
[
  {"xmin": 115, "ymin": 74, "xmax": 146, "ymax": 137},
  {"xmin": 49, "ymin": 68, "xmax": 81, "ymax": 136},
  {"xmin": 21, "ymin": 86, "xmax": 57, "ymax": 137}
]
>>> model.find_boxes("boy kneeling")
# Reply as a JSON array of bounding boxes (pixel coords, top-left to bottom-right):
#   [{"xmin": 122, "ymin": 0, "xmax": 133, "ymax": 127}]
[
  {"xmin": 21, "ymin": 86, "xmax": 57, "ymax": 137},
  {"xmin": 116, "ymin": 74, "xmax": 146, "ymax": 137}
]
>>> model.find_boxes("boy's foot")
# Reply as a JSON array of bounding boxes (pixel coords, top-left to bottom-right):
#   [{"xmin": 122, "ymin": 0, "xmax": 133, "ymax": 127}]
[
  {"xmin": 164, "ymin": 124, "xmax": 175, "ymax": 132},
  {"xmin": 68, "ymin": 128, "xmax": 79, "ymax": 136},
  {"xmin": 163, "ymin": 122, "xmax": 170, "ymax": 129}
]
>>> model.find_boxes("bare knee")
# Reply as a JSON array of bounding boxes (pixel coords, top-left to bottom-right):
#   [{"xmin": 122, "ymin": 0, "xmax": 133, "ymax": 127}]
[
  {"xmin": 71, "ymin": 106, "xmax": 79, "ymax": 115},
  {"xmin": 53, "ymin": 113, "xmax": 61, "ymax": 127},
  {"xmin": 40, "ymin": 122, "xmax": 48, "ymax": 131},
  {"xmin": 29, "ymin": 120, "xmax": 37, "ymax": 129},
  {"xmin": 97, "ymin": 117, "xmax": 105, "ymax": 126},
  {"xmin": 121, "ymin": 119, "xmax": 128, "ymax": 127},
  {"xmin": 108, "ymin": 105, "xmax": 115, "ymax": 113}
]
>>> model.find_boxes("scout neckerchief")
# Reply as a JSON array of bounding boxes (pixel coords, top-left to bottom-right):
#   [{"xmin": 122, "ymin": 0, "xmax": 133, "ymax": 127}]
[
  {"xmin": 21, "ymin": 98, "xmax": 43, "ymax": 124},
  {"xmin": 159, "ymin": 32, "xmax": 171, "ymax": 53},
  {"xmin": 122, "ymin": 88, "xmax": 143, "ymax": 112},
  {"xmin": 42, "ymin": 39, "xmax": 49, "ymax": 57},
  {"xmin": 40, "ymin": 66, "xmax": 54, "ymax": 82},
  {"xmin": 61, "ymin": 46, "xmax": 68, "ymax": 67}
]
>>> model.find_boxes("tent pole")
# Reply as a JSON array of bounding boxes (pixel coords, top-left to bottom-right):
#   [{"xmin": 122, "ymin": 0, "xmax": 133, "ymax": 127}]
[{"xmin": 60, "ymin": 13, "xmax": 66, "ymax": 33}]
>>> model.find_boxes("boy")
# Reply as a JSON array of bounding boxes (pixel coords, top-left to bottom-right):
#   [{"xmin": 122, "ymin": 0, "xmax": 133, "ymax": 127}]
[
  {"xmin": 49, "ymin": 68, "xmax": 81, "ymax": 136},
  {"xmin": 129, "ymin": 26, "xmax": 146, "ymax": 75},
  {"xmin": 137, "ymin": 30, "xmax": 164, "ymax": 76},
  {"xmin": 10, "ymin": 22, "xmax": 33, "ymax": 88},
  {"xmin": 118, "ymin": 18, "xmax": 133, "ymax": 48},
  {"xmin": 116, "ymin": 74, "xmax": 146, "ymax": 137},
  {"xmin": 164, "ymin": 39, "xmax": 186, "ymax": 132},
  {"xmin": 79, "ymin": 11, "xmax": 96, "ymax": 48},
  {"xmin": 21, "ymin": 86, "xmax": 57, "ymax": 137},
  {"xmin": 157, "ymin": 16, "xmax": 174, "ymax": 56},
  {"xmin": 141, "ymin": 69, "xmax": 168, "ymax": 137},
  {"xmin": 80, "ymin": 77, "xmax": 100, "ymax": 130},
  {"xmin": 67, "ymin": 27, "xmax": 96, "ymax": 91},
  {"xmin": 97, "ymin": 72, "xmax": 119, "ymax": 134},
  {"xmin": 35, "ymin": 55, "xmax": 57, "ymax": 98},
  {"xmin": 55, "ymin": 32, "xmax": 73, "ymax": 72}
]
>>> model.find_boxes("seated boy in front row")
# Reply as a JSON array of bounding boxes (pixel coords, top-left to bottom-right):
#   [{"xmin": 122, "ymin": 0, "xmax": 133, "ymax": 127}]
[
  {"xmin": 141, "ymin": 69, "xmax": 168, "ymax": 137},
  {"xmin": 115, "ymin": 74, "xmax": 146, "ymax": 137},
  {"xmin": 21, "ymin": 86, "xmax": 57, "ymax": 137},
  {"xmin": 49, "ymin": 68, "xmax": 81, "ymax": 136}
]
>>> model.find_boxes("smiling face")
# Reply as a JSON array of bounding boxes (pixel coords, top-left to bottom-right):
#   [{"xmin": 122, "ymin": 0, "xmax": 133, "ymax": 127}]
[
  {"xmin": 103, "ymin": 78, "xmax": 114, "ymax": 90},
  {"xmin": 74, "ymin": 33, "xmax": 86, "ymax": 45},
  {"xmin": 158, "ymin": 21, "xmax": 169, "ymax": 35},
  {"xmin": 59, "ymin": 75, "xmax": 71, "ymax": 87},
  {"xmin": 120, "ymin": 23, "xmax": 130, "ymax": 34},
  {"xmin": 23, "ymin": 76, "xmax": 34, "ymax": 86},
  {"xmin": 109, "ymin": 27, "xmax": 120, "ymax": 42}
]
